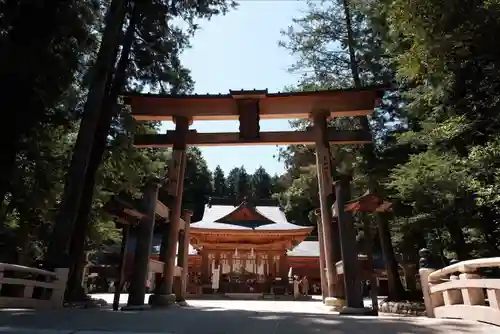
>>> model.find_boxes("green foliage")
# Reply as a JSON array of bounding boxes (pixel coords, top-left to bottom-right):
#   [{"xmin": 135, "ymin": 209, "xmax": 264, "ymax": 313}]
[
  {"xmin": 278, "ymin": 0, "xmax": 500, "ymax": 271},
  {"xmin": 182, "ymin": 147, "xmax": 214, "ymax": 221},
  {"xmin": 210, "ymin": 166, "xmax": 280, "ymax": 202},
  {"xmin": 385, "ymin": 0, "xmax": 500, "ymax": 259},
  {"xmin": 212, "ymin": 166, "xmax": 228, "ymax": 197},
  {"xmin": 0, "ymin": 0, "xmax": 237, "ymax": 265},
  {"xmin": 250, "ymin": 166, "xmax": 272, "ymax": 199},
  {"xmin": 278, "ymin": 167, "xmax": 319, "ymax": 226}
]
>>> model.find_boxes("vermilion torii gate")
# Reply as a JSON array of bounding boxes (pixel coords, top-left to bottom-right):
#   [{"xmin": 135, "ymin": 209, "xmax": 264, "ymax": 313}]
[{"xmin": 124, "ymin": 87, "xmax": 381, "ymax": 311}]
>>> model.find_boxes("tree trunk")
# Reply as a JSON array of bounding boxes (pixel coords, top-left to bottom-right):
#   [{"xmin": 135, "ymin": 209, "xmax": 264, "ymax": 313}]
[
  {"xmin": 45, "ymin": 0, "xmax": 128, "ymax": 268},
  {"xmin": 65, "ymin": 4, "xmax": 139, "ymax": 299},
  {"xmin": 15, "ymin": 217, "xmax": 32, "ymax": 266},
  {"xmin": 341, "ymin": 0, "xmax": 407, "ymax": 300},
  {"xmin": 66, "ymin": 209, "xmax": 90, "ymax": 301},
  {"xmin": 444, "ymin": 218, "xmax": 469, "ymax": 261},
  {"xmin": 478, "ymin": 207, "xmax": 499, "ymax": 256},
  {"xmin": 0, "ymin": 148, "xmax": 18, "ymax": 216},
  {"xmin": 376, "ymin": 213, "xmax": 406, "ymax": 300}
]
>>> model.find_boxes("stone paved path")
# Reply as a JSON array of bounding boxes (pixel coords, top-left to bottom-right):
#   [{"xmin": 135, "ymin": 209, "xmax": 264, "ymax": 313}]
[{"xmin": 0, "ymin": 294, "xmax": 498, "ymax": 333}]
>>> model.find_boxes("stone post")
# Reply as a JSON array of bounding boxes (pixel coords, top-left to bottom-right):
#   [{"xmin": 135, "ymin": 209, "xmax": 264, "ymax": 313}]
[
  {"xmin": 126, "ymin": 179, "xmax": 160, "ymax": 309},
  {"xmin": 335, "ymin": 175, "xmax": 366, "ymax": 313},
  {"xmin": 311, "ymin": 112, "xmax": 342, "ymax": 309},
  {"xmin": 150, "ymin": 116, "xmax": 190, "ymax": 307},
  {"xmin": 419, "ymin": 267, "xmax": 436, "ymax": 317},
  {"xmin": 418, "ymin": 248, "xmax": 440, "ymax": 317}
]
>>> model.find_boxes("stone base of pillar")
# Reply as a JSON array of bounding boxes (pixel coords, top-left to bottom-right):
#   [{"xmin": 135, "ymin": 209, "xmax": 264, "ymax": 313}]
[
  {"xmin": 324, "ymin": 297, "xmax": 346, "ymax": 311},
  {"xmin": 176, "ymin": 299, "xmax": 189, "ymax": 307},
  {"xmin": 121, "ymin": 304, "xmax": 151, "ymax": 311},
  {"xmin": 176, "ymin": 293, "xmax": 188, "ymax": 303},
  {"xmin": 148, "ymin": 293, "xmax": 176, "ymax": 308},
  {"xmin": 339, "ymin": 306, "xmax": 374, "ymax": 316}
]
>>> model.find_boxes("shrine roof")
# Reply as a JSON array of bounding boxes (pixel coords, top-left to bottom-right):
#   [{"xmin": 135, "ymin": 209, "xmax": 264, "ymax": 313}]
[
  {"xmin": 287, "ymin": 241, "xmax": 321, "ymax": 257},
  {"xmin": 285, "ymin": 241, "xmax": 392, "ymax": 268},
  {"xmin": 190, "ymin": 204, "xmax": 312, "ymax": 232},
  {"xmin": 190, "ymin": 220, "xmax": 311, "ymax": 231}
]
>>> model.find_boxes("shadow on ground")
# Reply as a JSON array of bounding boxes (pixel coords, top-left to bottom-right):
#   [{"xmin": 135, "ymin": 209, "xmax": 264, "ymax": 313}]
[{"xmin": 0, "ymin": 303, "xmax": 496, "ymax": 334}]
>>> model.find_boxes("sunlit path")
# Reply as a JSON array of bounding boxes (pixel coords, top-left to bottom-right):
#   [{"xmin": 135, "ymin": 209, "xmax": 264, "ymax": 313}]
[{"xmin": 0, "ymin": 295, "xmax": 498, "ymax": 334}]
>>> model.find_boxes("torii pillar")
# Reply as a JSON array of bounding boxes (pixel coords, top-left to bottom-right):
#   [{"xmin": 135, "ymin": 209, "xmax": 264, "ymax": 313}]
[
  {"xmin": 334, "ymin": 175, "xmax": 367, "ymax": 314},
  {"xmin": 314, "ymin": 209, "xmax": 328, "ymax": 302},
  {"xmin": 176, "ymin": 209, "xmax": 193, "ymax": 304},
  {"xmin": 150, "ymin": 116, "xmax": 190, "ymax": 307},
  {"xmin": 125, "ymin": 178, "xmax": 160, "ymax": 309},
  {"xmin": 311, "ymin": 112, "xmax": 345, "ymax": 310}
]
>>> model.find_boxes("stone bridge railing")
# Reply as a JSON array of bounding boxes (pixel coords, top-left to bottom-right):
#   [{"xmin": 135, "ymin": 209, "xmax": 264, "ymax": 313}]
[
  {"xmin": 419, "ymin": 257, "xmax": 500, "ymax": 326},
  {"xmin": 0, "ymin": 263, "xmax": 68, "ymax": 309}
]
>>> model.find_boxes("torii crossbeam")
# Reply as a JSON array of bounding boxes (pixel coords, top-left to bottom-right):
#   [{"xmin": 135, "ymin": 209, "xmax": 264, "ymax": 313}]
[{"xmin": 125, "ymin": 87, "xmax": 381, "ymax": 147}]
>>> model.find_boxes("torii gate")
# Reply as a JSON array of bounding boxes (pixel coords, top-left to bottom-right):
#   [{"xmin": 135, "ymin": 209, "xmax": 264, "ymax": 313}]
[{"xmin": 124, "ymin": 87, "xmax": 382, "ymax": 310}]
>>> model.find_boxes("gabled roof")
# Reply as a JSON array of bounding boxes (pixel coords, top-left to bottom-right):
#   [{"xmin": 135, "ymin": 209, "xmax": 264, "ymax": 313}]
[
  {"xmin": 215, "ymin": 202, "xmax": 273, "ymax": 225},
  {"xmin": 344, "ymin": 190, "xmax": 392, "ymax": 213},
  {"xmin": 191, "ymin": 203, "xmax": 312, "ymax": 231},
  {"xmin": 286, "ymin": 241, "xmax": 321, "ymax": 257}
]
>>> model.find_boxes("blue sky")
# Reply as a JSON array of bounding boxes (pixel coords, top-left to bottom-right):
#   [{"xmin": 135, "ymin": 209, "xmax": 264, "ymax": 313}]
[{"xmin": 161, "ymin": 0, "xmax": 307, "ymax": 176}]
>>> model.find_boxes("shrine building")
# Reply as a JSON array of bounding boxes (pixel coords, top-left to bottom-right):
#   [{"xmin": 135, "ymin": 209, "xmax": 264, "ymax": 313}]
[
  {"xmin": 122, "ymin": 197, "xmax": 325, "ymax": 296},
  {"xmin": 98, "ymin": 195, "xmax": 394, "ymax": 298},
  {"xmin": 185, "ymin": 198, "xmax": 316, "ymax": 295}
]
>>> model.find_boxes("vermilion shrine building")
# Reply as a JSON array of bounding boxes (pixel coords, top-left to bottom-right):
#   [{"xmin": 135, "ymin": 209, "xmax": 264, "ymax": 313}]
[
  {"xmin": 121, "ymin": 198, "xmax": 320, "ymax": 295},
  {"xmin": 112, "ymin": 197, "xmax": 392, "ymax": 297}
]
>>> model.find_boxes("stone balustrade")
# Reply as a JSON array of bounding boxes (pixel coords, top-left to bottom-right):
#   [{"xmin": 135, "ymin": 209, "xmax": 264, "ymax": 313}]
[
  {"xmin": 0, "ymin": 263, "xmax": 69, "ymax": 309},
  {"xmin": 419, "ymin": 257, "xmax": 500, "ymax": 326}
]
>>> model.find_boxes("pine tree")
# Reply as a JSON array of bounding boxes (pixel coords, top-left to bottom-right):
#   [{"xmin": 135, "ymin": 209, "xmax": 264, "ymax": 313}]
[
  {"xmin": 212, "ymin": 166, "xmax": 227, "ymax": 197},
  {"xmin": 226, "ymin": 167, "xmax": 239, "ymax": 199},
  {"xmin": 250, "ymin": 166, "xmax": 272, "ymax": 199},
  {"xmin": 236, "ymin": 167, "xmax": 250, "ymax": 200}
]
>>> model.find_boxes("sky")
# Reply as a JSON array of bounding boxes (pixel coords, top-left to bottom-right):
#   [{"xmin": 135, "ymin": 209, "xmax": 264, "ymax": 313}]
[{"xmin": 160, "ymin": 0, "xmax": 307, "ymax": 176}]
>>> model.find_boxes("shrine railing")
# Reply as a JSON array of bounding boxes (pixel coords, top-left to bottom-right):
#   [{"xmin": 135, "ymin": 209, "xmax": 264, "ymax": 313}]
[
  {"xmin": 419, "ymin": 257, "xmax": 500, "ymax": 326},
  {"xmin": 0, "ymin": 263, "xmax": 69, "ymax": 309}
]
